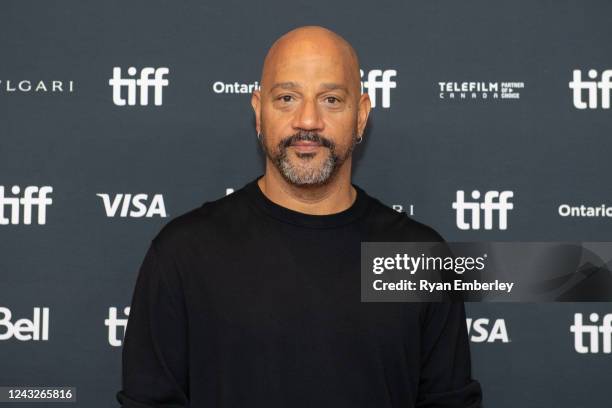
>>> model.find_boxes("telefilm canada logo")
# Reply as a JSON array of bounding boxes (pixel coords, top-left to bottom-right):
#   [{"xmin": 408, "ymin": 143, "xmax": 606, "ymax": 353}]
[
  {"xmin": 212, "ymin": 68, "xmax": 397, "ymax": 108},
  {"xmin": 109, "ymin": 66, "xmax": 169, "ymax": 106},
  {"xmin": 438, "ymin": 81, "xmax": 524, "ymax": 101}
]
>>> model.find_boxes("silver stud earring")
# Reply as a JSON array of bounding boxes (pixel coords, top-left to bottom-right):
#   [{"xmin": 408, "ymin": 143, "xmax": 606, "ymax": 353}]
[
  {"xmin": 257, "ymin": 131, "xmax": 262, "ymax": 141},
  {"xmin": 356, "ymin": 135, "xmax": 363, "ymax": 144}
]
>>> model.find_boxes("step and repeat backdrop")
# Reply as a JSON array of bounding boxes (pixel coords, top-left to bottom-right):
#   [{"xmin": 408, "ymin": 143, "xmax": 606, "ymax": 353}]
[{"xmin": 1, "ymin": 1, "xmax": 611, "ymax": 407}]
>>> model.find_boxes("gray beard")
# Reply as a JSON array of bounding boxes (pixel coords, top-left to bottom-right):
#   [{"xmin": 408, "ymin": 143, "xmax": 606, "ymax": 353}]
[
  {"xmin": 261, "ymin": 133, "xmax": 357, "ymax": 186},
  {"xmin": 277, "ymin": 149, "xmax": 337, "ymax": 185}
]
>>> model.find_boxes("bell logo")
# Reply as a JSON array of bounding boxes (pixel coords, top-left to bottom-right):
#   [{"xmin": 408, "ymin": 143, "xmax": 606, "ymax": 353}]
[
  {"xmin": 569, "ymin": 69, "xmax": 612, "ymax": 109},
  {"xmin": 97, "ymin": 193, "xmax": 167, "ymax": 218},
  {"xmin": 105, "ymin": 306, "xmax": 130, "ymax": 347},
  {"xmin": 466, "ymin": 318, "xmax": 510, "ymax": 343},
  {"xmin": 109, "ymin": 67, "xmax": 169, "ymax": 106},
  {"xmin": 570, "ymin": 313, "xmax": 612, "ymax": 353},
  {"xmin": 0, "ymin": 307, "xmax": 49, "ymax": 341},
  {"xmin": 452, "ymin": 190, "xmax": 513, "ymax": 230},
  {"xmin": 360, "ymin": 69, "xmax": 396, "ymax": 108}
]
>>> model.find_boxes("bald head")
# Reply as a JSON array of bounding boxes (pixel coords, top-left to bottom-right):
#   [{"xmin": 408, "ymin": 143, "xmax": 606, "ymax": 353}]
[{"xmin": 260, "ymin": 25, "xmax": 361, "ymax": 99}]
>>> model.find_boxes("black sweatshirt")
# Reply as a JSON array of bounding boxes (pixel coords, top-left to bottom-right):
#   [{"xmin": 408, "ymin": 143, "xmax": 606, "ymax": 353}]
[{"xmin": 116, "ymin": 175, "xmax": 483, "ymax": 408}]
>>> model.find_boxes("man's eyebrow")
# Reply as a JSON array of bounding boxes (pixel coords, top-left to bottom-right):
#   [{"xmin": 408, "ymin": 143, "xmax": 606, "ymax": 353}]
[
  {"xmin": 270, "ymin": 81, "xmax": 300, "ymax": 92},
  {"xmin": 320, "ymin": 83, "xmax": 349, "ymax": 93},
  {"xmin": 268, "ymin": 82, "xmax": 349, "ymax": 93}
]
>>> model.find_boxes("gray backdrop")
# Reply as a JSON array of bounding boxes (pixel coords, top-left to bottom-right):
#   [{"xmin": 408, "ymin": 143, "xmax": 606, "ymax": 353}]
[{"xmin": 1, "ymin": 1, "xmax": 611, "ymax": 407}]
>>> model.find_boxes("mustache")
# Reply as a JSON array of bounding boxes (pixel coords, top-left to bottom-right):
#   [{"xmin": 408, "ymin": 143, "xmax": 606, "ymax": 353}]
[{"xmin": 280, "ymin": 132, "xmax": 334, "ymax": 149}]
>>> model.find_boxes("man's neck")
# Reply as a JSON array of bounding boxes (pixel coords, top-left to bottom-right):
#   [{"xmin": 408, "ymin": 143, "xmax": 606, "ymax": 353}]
[{"xmin": 257, "ymin": 167, "xmax": 356, "ymax": 216}]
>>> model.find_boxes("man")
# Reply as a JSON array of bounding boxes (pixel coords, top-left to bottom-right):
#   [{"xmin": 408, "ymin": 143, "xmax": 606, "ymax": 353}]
[{"xmin": 116, "ymin": 25, "xmax": 482, "ymax": 407}]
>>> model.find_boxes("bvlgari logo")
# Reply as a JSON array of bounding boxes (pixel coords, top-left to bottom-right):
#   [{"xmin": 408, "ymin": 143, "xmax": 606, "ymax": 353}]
[{"xmin": 0, "ymin": 79, "xmax": 74, "ymax": 94}]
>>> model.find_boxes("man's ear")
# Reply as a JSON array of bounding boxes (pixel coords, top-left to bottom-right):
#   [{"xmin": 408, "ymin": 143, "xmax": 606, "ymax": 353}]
[
  {"xmin": 251, "ymin": 89, "xmax": 262, "ymax": 134},
  {"xmin": 357, "ymin": 92, "xmax": 371, "ymax": 138}
]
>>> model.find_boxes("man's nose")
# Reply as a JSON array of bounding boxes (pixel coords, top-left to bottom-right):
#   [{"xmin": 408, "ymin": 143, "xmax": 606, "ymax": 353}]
[{"xmin": 292, "ymin": 98, "xmax": 324, "ymax": 131}]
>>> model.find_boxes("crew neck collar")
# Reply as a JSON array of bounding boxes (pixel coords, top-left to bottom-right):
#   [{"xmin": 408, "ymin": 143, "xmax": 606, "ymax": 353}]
[{"xmin": 243, "ymin": 174, "xmax": 371, "ymax": 229}]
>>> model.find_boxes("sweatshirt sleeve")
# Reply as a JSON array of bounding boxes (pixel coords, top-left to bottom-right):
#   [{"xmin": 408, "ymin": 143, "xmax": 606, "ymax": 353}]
[
  {"xmin": 116, "ymin": 238, "xmax": 190, "ymax": 407},
  {"xmin": 416, "ymin": 301, "xmax": 483, "ymax": 408}
]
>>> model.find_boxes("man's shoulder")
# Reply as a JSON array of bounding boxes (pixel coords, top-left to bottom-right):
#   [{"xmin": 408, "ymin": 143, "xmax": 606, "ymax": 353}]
[
  {"xmin": 151, "ymin": 187, "xmax": 252, "ymax": 250},
  {"xmin": 363, "ymin": 192, "xmax": 446, "ymax": 242}
]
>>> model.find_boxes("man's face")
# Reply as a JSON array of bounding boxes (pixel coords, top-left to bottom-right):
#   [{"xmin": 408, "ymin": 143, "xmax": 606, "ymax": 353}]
[{"xmin": 253, "ymin": 41, "xmax": 368, "ymax": 186}]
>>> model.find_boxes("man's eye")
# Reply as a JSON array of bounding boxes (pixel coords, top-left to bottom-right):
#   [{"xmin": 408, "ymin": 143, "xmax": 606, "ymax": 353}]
[
  {"xmin": 325, "ymin": 96, "xmax": 340, "ymax": 104},
  {"xmin": 278, "ymin": 95, "xmax": 293, "ymax": 102}
]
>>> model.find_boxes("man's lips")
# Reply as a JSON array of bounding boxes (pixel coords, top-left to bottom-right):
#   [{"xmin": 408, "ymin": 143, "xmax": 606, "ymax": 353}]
[
  {"xmin": 292, "ymin": 141, "xmax": 320, "ymax": 146},
  {"xmin": 291, "ymin": 141, "xmax": 322, "ymax": 151}
]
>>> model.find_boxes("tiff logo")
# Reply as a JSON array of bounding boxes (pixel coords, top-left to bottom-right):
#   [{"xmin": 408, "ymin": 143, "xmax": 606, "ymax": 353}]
[
  {"xmin": 569, "ymin": 69, "xmax": 612, "ymax": 109},
  {"xmin": 570, "ymin": 313, "xmax": 612, "ymax": 354},
  {"xmin": 106, "ymin": 306, "xmax": 130, "ymax": 347},
  {"xmin": 0, "ymin": 186, "xmax": 53, "ymax": 225},
  {"xmin": 452, "ymin": 190, "xmax": 513, "ymax": 230},
  {"xmin": 360, "ymin": 69, "xmax": 396, "ymax": 108},
  {"xmin": 109, "ymin": 67, "xmax": 169, "ymax": 106}
]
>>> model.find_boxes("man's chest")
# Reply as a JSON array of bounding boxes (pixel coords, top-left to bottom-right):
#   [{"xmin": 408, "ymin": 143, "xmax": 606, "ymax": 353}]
[{"xmin": 181, "ymin": 233, "xmax": 420, "ymax": 355}]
